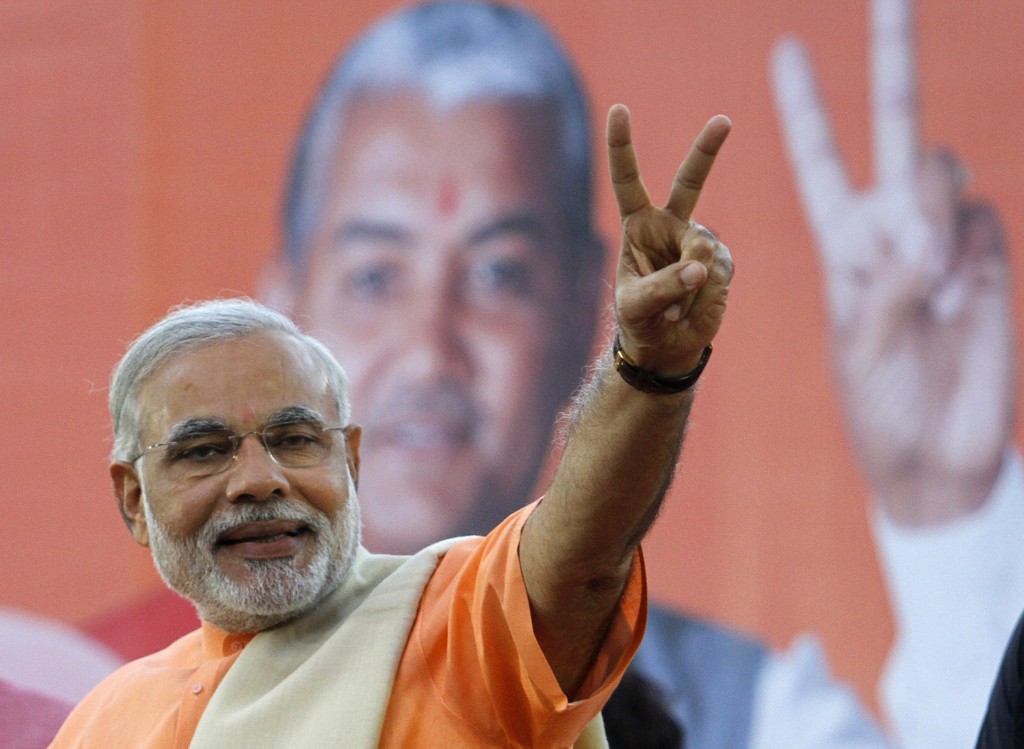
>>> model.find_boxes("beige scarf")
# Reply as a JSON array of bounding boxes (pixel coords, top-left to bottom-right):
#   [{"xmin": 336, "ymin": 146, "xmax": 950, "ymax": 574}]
[{"xmin": 189, "ymin": 541, "xmax": 607, "ymax": 748}]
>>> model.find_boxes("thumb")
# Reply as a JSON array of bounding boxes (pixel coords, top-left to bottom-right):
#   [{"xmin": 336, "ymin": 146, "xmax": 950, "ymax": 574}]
[{"xmin": 622, "ymin": 261, "xmax": 707, "ymax": 325}]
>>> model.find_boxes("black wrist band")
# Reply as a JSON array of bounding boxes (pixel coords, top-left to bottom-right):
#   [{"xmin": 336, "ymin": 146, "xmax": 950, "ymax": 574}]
[{"xmin": 612, "ymin": 336, "xmax": 713, "ymax": 394}]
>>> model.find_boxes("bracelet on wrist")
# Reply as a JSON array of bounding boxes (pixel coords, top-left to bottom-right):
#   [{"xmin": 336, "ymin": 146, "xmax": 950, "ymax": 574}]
[{"xmin": 612, "ymin": 336, "xmax": 713, "ymax": 394}]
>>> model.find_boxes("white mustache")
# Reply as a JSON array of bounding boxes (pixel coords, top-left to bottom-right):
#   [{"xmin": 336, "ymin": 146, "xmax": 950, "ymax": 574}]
[{"xmin": 199, "ymin": 501, "xmax": 326, "ymax": 548}]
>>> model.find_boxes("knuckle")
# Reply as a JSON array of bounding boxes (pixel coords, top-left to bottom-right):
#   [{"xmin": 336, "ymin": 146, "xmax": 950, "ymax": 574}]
[
  {"xmin": 684, "ymin": 222, "xmax": 721, "ymax": 255},
  {"xmin": 684, "ymin": 230, "xmax": 717, "ymax": 262},
  {"xmin": 718, "ymin": 254, "xmax": 735, "ymax": 281},
  {"xmin": 714, "ymin": 240, "xmax": 734, "ymax": 278}
]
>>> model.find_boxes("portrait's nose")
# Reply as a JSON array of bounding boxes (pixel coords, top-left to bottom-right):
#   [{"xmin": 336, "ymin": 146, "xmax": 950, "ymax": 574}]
[{"xmin": 401, "ymin": 266, "xmax": 471, "ymax": 382}]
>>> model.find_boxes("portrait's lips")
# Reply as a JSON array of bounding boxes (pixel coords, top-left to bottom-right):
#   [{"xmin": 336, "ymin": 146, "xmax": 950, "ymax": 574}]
[
  {"xmin": 366, "ymin": 403, "xmax": 476, "ymax": 454},
  {"xmin": 378, "ymin": 418, "xmax": 471, "ymax": 450},
  {"xmin": 216, "ymin": 520, "xmax": 309, "ymax": 559}
]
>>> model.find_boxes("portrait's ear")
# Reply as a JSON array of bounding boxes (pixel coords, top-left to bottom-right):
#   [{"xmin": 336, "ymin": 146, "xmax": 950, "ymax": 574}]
[
  {"xmin": 258, "ymin": 255, "xmax": 297, "ymax": 316},
  {"xmin": 557, "ymin": 235, "xmax": 608, "ymax": 394},
  {"xmin": 111, "ymin": 462, "xmax": 149, "ymax": 547},
  {"xmin": 575, "ymin": 235, "xmax": 607, "ymax": 331}
]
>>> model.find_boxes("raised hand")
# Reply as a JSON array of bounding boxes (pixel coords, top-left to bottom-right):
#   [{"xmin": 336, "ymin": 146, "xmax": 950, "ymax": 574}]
[
  {"xmin": 771, "ymin": 0, "xmax": 1015, "ymax": 525},
  {"xmin": 518, "ymin": 107, "xmax": 733, "ymax": 696},
  {"xmin": 607, "ymin": 104, "xmax": 733, "ymax": 378}
]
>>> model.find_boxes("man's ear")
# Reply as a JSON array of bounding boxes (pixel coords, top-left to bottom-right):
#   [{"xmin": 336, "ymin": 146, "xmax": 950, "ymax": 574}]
[
  {"xmin": 110, "ymin": 461, "xmax": 150, "ymax": 547},
  {"xmin": 258, "ymin": 255, "xmax": 297, "ymax": 316},
  {"xmin": 343, "ymin": 424, "xmax": 362, "ymax": 488}
]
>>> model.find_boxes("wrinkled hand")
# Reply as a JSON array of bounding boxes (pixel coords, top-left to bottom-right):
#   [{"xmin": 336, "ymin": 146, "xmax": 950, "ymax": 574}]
[
  {"xmin": 608, "ymin": 104, "xmax": 733, "ymax": 378},
  {"xmin": 771, "ymin": 0, "xmax": 1015, "ymax": 525}
]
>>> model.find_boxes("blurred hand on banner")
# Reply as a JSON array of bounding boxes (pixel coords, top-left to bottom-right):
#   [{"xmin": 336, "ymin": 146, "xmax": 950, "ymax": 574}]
[{"xmin": 771, "ymin": 0, "xmax": 1016, "ymax": 527}]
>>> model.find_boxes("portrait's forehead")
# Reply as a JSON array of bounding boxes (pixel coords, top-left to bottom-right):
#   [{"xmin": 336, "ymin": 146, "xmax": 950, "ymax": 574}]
[
  {"xmin": 339, "ymin": 94, "xmax": 552, "ymax": 165},
  {"xmin": 320, "ymin": 95, "xmax": 565, "ymax": 237}
]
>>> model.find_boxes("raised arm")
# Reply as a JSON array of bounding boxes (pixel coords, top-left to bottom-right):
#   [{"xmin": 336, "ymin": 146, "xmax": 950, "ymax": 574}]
[
  {"xmin": 771, "ymin": 0, "xmax": 1015, "ymax": 527},
  {"xmin": 519, "ymin": 104, "xmax": 732, "ymax": 696}
]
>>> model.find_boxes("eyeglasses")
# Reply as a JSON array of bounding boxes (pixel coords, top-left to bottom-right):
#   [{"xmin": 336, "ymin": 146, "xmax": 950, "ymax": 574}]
[{"xmin": 131, "ymin": 424, "xmax": 348, "ymax": 480}]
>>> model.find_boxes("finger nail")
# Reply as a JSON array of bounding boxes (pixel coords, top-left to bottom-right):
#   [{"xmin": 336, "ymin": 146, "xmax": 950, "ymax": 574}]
[
  {"xmin": 663, "ymin": 304, "xmax": 681, "ymax": 321},
  {"xmin": 680, "ymin": 263, "xmax": 704, "ymax": 289}
]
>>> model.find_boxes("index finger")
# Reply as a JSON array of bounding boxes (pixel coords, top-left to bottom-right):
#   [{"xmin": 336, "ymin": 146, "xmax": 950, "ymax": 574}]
[
  {"xmin": 607, "ymin": 104, "xmax": 652, "ymax": 218},
  {"xmin": 664, "ymin": 115, "xmax": 732, "ymax": 222},
  {"xmin": 872, "ymin": 0, "xmax": 919, "ymax": 186}
]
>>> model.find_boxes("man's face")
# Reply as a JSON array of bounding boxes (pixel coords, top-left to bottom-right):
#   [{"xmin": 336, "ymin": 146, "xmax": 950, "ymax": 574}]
[
  {"xmin": 112, "ymin": 331, "xmax": 362, "ymax": 632},
  {"xmin": 289, "ymin": 94, "xmax": 592, "ymax": 553}
]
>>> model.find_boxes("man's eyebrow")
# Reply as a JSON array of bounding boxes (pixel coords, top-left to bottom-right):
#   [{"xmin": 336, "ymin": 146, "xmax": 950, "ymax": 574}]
[
  {"xmin": 163, "ymin": 419, "xmax": 230, "ymax": 444},
  {"xmin": 468, "ymin": 214, "xmax": 548, "ymax": 247},
  {"xmin": 264, "ymin": 406, "xmax": 328, "ymax": 429},
  {"xmin": 161, "ymin": 409, "xmax": 327, "ymax": 443}
]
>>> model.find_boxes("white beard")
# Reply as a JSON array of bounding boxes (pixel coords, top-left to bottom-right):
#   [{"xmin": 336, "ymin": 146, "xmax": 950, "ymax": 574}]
[{"xmin": 141, "ymin": 486, "xmax": 361, "ymax": 633}]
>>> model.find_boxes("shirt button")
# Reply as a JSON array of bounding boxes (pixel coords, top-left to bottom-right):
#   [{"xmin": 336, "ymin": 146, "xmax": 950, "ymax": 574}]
[{"xmin": 192, "ymin": 684, "xmax": 204, "ymax": 695}]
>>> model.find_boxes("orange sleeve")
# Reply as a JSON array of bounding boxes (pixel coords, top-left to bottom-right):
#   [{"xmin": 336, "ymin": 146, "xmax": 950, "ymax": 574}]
[{"xmin": 381, "ymin": 502, "xmax": 646, "ymax": 748}]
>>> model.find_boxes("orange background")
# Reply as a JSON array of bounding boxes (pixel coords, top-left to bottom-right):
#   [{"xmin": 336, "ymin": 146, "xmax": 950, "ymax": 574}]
[{"xmin": 3, "ymin": 0, "xmax": 1022, "ymax": 714}]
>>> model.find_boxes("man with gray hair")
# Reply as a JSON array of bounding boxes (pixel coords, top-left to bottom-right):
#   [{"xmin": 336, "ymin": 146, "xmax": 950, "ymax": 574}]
[{"xmin": 51, "ymin": 104, "xmax": 735, "ymax": 746}]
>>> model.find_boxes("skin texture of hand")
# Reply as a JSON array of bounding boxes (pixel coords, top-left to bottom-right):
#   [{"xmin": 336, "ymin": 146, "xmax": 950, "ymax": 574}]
[
  {"xmin": 519, "ymin": 104, "xmax": 732, "ymax": 698},
  {"xmin": 771, "ymin": 0, "xmax": 1016, "ymax": 527}
]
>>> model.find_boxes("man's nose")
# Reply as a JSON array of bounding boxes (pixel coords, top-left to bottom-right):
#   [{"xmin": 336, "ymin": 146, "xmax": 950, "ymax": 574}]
[{"xmin": 223, "ymin": 433, "xmax": 289, "ymax": 503}]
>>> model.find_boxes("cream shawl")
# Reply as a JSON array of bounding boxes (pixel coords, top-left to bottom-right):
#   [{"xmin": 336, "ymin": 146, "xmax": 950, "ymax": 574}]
[{"xmin": 189, "ymin": 540, "xmax": 607, "ymax": 748}]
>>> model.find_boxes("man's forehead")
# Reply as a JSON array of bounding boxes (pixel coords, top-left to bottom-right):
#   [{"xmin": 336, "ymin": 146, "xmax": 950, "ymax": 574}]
[
  {"xmin": 135, "ymin": 333, "xmax": 337, "ymax": 433},
  {"xmin": 139, "ymin": 394, "xmax": 337, "ymax": 441}
]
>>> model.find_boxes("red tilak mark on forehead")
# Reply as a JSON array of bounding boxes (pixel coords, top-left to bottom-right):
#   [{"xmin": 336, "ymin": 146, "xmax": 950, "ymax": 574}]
[
  {"xmin": 435, "ymin": 176, "xmax": 460, "ymax": 217},
  {"xmin": 241, "ymin": 406, "xmax": 258, "ymax": 424}
]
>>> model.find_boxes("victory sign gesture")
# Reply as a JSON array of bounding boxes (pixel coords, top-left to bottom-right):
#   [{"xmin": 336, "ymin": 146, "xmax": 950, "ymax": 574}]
[{"xmin": 607, "ymin": 104, "xmax": 733, "ymax": 379}]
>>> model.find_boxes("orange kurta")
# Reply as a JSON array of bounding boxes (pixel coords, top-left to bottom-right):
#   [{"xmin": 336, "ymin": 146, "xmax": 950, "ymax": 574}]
[{"xmin": 50, "ymin": 506, "xmax": 645, "ymax": 748}]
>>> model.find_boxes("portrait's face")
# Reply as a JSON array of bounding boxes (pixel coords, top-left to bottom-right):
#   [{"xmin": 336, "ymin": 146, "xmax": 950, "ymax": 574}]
[
  {"xmin": 289, "ymin": 94, "xmax": 595, "ymax": 553},
  {"xmin": 111, "ymin": 331, "xmax": 362, "ymax": 632}
]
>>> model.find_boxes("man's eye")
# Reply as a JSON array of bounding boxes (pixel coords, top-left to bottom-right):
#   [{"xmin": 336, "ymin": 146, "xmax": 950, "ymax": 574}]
[
  {"xmin": 171, "ymin": 440, "xmax": 231, "ymax": 463},
  {"xmin": 268, "ymin": 429, "xmax": 323, "ymax": 453}
]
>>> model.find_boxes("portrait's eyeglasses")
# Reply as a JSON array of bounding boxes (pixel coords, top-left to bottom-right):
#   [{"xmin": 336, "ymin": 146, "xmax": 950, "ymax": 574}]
[{"xmin": 130, "ymin": 424, "xmax": 348, "ymax": 480}]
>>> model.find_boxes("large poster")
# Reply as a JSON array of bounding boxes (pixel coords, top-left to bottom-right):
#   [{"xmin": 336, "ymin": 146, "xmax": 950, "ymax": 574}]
[{"xmin": 3, "ymin": 0, "xmax": 1022, "ymax": 745}]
